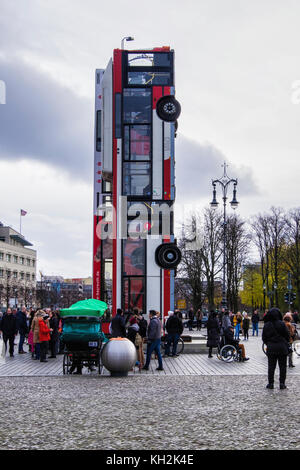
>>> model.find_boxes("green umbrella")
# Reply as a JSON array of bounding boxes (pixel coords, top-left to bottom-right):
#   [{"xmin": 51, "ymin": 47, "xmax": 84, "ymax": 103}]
[{"xmin": 60, "ymin": 298, "xmax": 108, "ymax": 318}]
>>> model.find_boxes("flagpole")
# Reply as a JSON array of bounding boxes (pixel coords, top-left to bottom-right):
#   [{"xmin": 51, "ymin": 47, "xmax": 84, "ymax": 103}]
[{"xmin": 20, "ymin": 210, "xmax": 22, "ymax": 234}]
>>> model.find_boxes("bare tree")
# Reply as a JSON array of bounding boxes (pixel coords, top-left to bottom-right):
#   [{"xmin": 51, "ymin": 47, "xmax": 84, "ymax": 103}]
[
  {"xmin": 178, "ymin": 214, "xmax": 206, "ymax": 311},
  {"xmin": 283, "ymin": 208, "xmax": 300, "ymax": 309},
  {"xmin": 201, "ymin": 208, "xmax": 223, "ymax": 310}
]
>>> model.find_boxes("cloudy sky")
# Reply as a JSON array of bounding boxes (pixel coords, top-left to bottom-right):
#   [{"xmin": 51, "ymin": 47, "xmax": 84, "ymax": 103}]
[{"xmin": 1, "ymin": 0, "xmax": 300, "ymax": 277}]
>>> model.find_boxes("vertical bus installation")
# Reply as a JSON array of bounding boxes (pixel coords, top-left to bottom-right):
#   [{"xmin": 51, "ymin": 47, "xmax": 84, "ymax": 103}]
[{"xmin": 93, "ymin": 46, "xmax": 181, "ymax": 331}]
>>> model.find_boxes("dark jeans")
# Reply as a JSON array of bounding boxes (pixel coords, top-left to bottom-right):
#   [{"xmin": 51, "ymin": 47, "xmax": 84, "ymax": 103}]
[
  {"xmin": 34, "ymin": 343, "xmax": 41, "ymax": 360},
  {"xmin": 145, "ymin": 339, "xmax": 163, "ymax": 368},
  {"xmin": 252, "ymin": 323, "xmax": 259, "ymax": 336},
  {"xmin": 19, "ymin": 333, "xmax": 26, "ymax": 352},
  {"xmin": 3, "ymin": 334, "xmax": 15, "ymax": 356},
  {"xmin": 49, "ymin": 338, "xmax": 58, "ymax": 357},
  {"xmin": 165, "ymin": 333, "xmax": 180, "ymax": 356},
  {"xmin": 267, "ymin": 354, "xmax": 287, "ymax": 384},
  {"xmin": 40, "ymin": 341, "xmax": 48, "ymax": 361}
]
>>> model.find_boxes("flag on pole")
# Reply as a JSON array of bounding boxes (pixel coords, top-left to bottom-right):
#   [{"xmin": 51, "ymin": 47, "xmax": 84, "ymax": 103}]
[{"xmin": 20, "ymin": 209, "xmax": 27, "ymax": 216}]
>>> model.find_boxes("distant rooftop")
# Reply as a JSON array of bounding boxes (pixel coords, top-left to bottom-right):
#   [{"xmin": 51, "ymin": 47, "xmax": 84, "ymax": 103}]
[{"xmin": 0, "ymin": 223, "xmax": 33, "ymax": 247}]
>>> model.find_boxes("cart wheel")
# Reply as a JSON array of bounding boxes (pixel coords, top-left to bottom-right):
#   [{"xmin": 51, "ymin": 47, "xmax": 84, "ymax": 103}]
[{"xmin": 63, "ymin": 353, "xmax": 72, "ymax": 375}]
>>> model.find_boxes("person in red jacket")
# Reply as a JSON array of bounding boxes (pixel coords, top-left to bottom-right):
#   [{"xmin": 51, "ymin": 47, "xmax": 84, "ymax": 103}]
[{"xmin": 38, "ymin": 314, "xmax": 51, "ymax": 363}]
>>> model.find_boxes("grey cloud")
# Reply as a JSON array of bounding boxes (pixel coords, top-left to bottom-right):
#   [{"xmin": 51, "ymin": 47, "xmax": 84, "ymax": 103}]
[
  {"xmin": 175, "ymin": 135, "xmax": 259, "ymax": 206},
  {"xmin": 0, "ymin": 57, "xmax": 93, "ymax": 180}
]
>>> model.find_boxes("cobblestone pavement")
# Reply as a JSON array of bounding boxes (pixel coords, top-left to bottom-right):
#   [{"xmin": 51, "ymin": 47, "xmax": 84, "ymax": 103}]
[
  {"xmin": 0, "ymin": 374, "xmax": 299, "ymax": 450},
  {"xmin": 0, "ymin": 332, "xmax": 299, "ymax": 450}
]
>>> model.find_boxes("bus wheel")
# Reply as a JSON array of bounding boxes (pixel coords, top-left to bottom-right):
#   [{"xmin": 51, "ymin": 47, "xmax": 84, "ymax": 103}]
[{"xmin": 156, "ymin": 96, "xmax": 181, "ymax": 122}]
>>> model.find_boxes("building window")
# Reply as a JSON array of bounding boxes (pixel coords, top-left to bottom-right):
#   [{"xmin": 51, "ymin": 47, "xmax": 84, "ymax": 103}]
[
  {"xmin": 0, "ymin": 253, "xmax": 3, "ymax": 260},
  {"xmin": 26, "ymin": 273, "xmax": 30, "ymax": 281},
  {"xmin": 124, "ymin": 125, "xmax": 151, "ymax": 161},
  {"xmin": 0, "ymin": 269, "xmax": 3, "ymax": 278},
  {"xmin": 20, "ymin": 272, "xmax": 24, "ymax": 280},
  {"xmin": 6, "ymin": 254, "xmax": 11, "ymax": 262},
  {"xmin": 123, "ymin": 89, "xmax": 151, "ymax": 124},
  {"xmin": 123, "ymin": 238, "xmax": 145, "ymax": 276},
  {"xmin": 32, "ymin": 274, "xmax": 35, "ymax": 281},
  {"xmin": 123, "ymin": 162, "xmax": 151, "ymax": 197},
  {"xmin": 126, "ymin": 52, "xmax": 174, "ymax": 87},
  {"xmin": 32, "ymin": 260, "xmax": 35, "ymax": 268},
  {"xmin": 13, "ymin": 255, "xmax": 18, "ymax": 263},
  {"xmin": 13, "ymin": 271, "xmax": 18, "ymax": 279},
  {"xmin": 20, "ymin": 257, "xmax": 24, "ymax": 265},
  {"xmin": 26, "ymin": 258, "xmax": 31, "ymax": 266}
]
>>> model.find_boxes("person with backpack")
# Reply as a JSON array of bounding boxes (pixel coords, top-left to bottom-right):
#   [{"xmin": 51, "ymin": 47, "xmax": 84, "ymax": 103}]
[
  {"xmin": 164, "ymin": 310, "xmax": 183, "ymax": 357},
  {"xmin": 262, "ymin": 308, "xmax": 290, "ymax": 389}
]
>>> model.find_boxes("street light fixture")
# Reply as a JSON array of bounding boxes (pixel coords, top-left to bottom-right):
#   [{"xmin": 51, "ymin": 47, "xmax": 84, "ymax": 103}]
[
  {"xmin": 210, "ymin": 162, "xmax": 239, "ymax": 309},
  {"xmin": 121, "ymin": 36, "xmax": 135, "ymax": 49}
]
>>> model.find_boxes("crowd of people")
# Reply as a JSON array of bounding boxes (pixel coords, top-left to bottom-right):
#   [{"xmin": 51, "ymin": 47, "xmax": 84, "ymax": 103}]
[
  {"xmin": 0, "ymin": 307, "xmax": 62, "ymax": 361},
  {"xmin": 110, "ymin": 308, "xmax": 184, "ymax": 372},
  {"xmin": 0, "ymin": 304, "xmax": 298, "ymax": 388},
  {"xmin": 204, "ymin": 306, "xmax": 299, "ymax": 389}
]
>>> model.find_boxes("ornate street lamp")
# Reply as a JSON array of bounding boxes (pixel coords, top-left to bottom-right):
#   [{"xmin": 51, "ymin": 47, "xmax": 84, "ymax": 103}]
[{"xmin": 210, "ymin": 162, "xmax": 239, "ymax": 309}]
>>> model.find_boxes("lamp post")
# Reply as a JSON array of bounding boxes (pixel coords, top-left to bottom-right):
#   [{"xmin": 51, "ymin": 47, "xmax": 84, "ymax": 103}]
[
  {"xmin": 121, "ymin": 36, "xmax": 134, "ymax": 49},
  {"xmin": 210, "ymin": 162, "xmax": 239, "ymax": 310}
]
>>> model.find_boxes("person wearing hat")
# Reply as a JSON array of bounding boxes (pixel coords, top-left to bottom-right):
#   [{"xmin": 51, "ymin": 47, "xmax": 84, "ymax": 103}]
[
  {"xmin": 142, "ymin": 310, "xmax": 164, "ymax": 371},
  {"xmin": 30, "ymin": 310, "xmax": 44, "ymax": 360}
]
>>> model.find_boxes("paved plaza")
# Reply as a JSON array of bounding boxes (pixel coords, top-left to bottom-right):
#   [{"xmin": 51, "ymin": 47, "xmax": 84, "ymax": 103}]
[{"xmin": 0, "ymin": 330, "xmax": 299, "ymax": 450}]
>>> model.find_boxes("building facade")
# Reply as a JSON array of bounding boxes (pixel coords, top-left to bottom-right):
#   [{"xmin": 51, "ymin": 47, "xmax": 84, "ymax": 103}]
[{"xmin": 0, "ymin": 223, "xmax": 36, "ymax": 308}]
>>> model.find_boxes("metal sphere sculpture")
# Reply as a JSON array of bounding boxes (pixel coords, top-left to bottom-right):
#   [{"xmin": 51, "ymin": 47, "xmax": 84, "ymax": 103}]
[{"xmin": 101, "ymin": 337, "xmax": 137, "ymax": 376}]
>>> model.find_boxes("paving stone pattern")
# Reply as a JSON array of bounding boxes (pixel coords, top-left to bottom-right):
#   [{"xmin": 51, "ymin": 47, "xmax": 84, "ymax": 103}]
[{"xmin": 0, "ymin": 332, "xmax": 299, "ymax": 450}]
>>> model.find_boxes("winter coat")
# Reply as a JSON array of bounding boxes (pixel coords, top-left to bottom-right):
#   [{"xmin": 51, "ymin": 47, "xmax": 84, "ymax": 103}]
[
  {"xmin": 16, "ymin": 310, "xmax": 28, "ymax": 335},
  {"xmin": 206, "ymin": 317, "xmax": 220, "ymax": 348},
  {"xmin": 223, "ymin": 327, "xmax": 239, "ymax": 348},
  {"xmin": 262, "ymin": 309, "xmax": 290, "ymax": 356},
  {"xmin": 111, "ymin": 314, "xmax": 126, "ymax": 337},
  {"xmin": 138, "ymin": 318, "xmax": 147, "ymax": 338},
  {"xmin": 31, "ymin": 315, "xmax": 42, "ymax": 344},
  {"xmin": 0, "ymin": 314, "xmax": 17, "ymax": 336},
  {"xmin": 221, "ymin": 315, "xmax": 232, "ymax": 331},
  {"xmin": 242, "ymin": 318, "xmax": 250, "ymax": 331},
  {"xmin": 49, "ymin": 316, "xmax": 59, "ymax": 340},
  {"xmin": 147, "ymin": 317, "xmax": 162, "ymax": 341},
  {"xmin": 166, "ymin": 315, "xmax": 183, "ymax": 335},
  {"xmin": 284, "ymin": 321, "xmax": 295, "ymax": 344},
  {"xmin": 252, "ymin": 313, "xmax": 260, "ymax": 324},
  {"xmin": 39, "ymin": 319, "xmax": 51, "ymax": 342}
]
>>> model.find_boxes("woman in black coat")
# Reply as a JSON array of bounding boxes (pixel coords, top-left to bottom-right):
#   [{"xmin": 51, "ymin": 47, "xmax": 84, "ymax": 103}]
[
  {"xmin": 206, "ymin": 311, "xmax": 220, "ymax": 358},
  {"xmin": 262, "ymin": 308, "xmax": 290, "ymax": 389}
]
